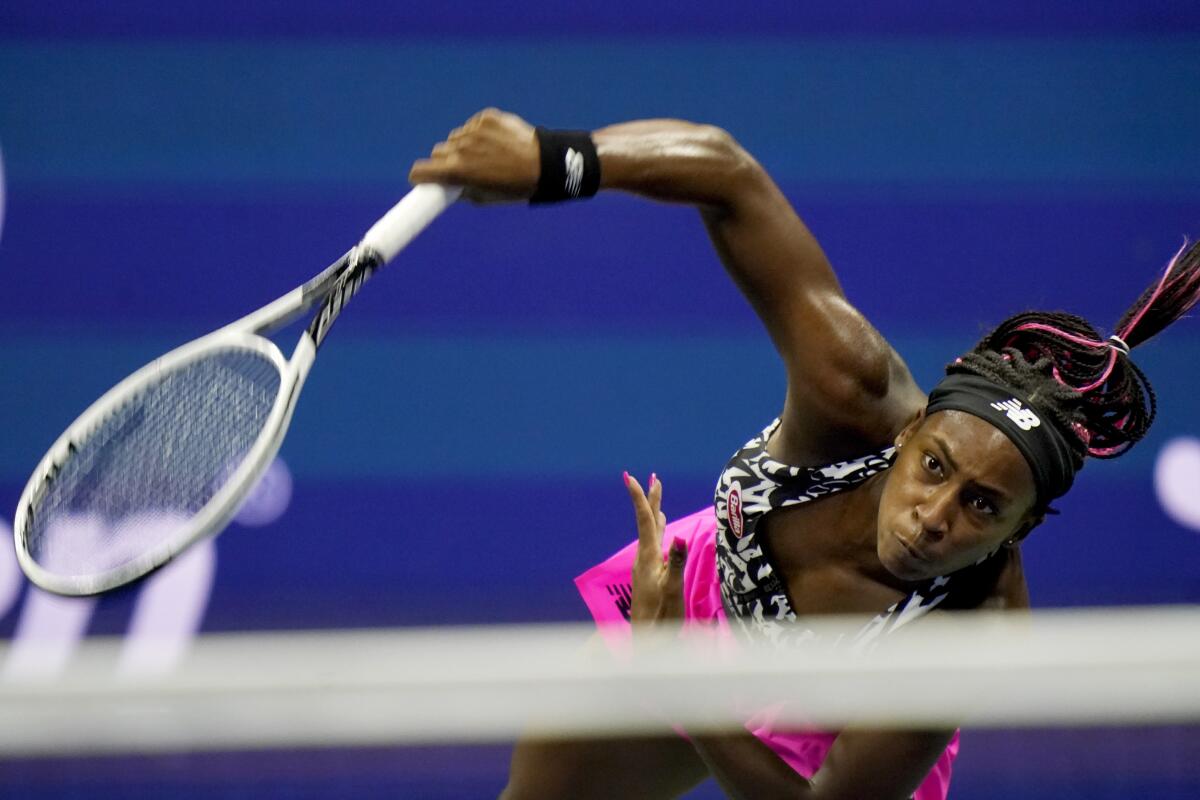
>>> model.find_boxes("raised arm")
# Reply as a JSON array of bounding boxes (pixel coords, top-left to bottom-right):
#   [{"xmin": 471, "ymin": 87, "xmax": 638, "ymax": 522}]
[
  {"xmin": 599, "ymin": 119, "xmax": 926, "ymax": 458},
  {"xmin": 409, "ymin": 109, "xmax": 925, "ymax": 461}
]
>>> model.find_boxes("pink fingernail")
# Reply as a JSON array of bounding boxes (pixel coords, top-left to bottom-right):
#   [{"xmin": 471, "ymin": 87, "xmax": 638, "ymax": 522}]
[
  {"xmin": 670, "ymin": 536, "xmax": 687, "ymax": 564},
  {"xmin": 622, "ymin": 470, "xmax": 631, "ymax": 487},
  {"xmin": 649, "ymin": 473, "xmax": 657, "ymax": 488}
]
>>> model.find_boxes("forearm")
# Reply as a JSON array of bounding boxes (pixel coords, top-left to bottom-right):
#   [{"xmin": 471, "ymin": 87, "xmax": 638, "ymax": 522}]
[
  {"xmin": 593, "ymin": 120, "xmax": 767, "ymax": 211},
  {"xmin": 692, "ymin": 726, "xmax": 950, "ymax": 800},
  {"xmin": 690, "ymin": 732, "xmax": 813, "ymax": 800}
]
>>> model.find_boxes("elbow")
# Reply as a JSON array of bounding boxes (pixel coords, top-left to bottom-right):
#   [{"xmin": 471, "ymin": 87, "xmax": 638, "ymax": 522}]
[
  {"xmin": 695, "ymin": 124, "xmax": 742, "ymax": 161},
  {"xmin": 693, "ymin": 125, "xmax": 770, "ymax": 214},
  {"xmin": 705, "ymin": 125, "xmax": 764, "ymax": 183}
]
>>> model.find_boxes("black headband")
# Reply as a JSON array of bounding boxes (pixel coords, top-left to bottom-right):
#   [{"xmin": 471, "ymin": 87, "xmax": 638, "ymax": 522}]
[{"xmin": 924, "ymin": 373, "xmax": 1078, "ymax": 505}]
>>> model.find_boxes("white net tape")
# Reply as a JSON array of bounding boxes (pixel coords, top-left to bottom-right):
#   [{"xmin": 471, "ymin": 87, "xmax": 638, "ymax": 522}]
[{"xmin": 2, "ymin": 605, "xmax": 1197, "ymax": 756}]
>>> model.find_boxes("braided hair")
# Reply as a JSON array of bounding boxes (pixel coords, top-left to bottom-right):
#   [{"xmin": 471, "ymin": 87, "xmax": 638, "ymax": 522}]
[{"xmin": 948, "ymin": 238, "xmax": 1200, "ymax": 471}]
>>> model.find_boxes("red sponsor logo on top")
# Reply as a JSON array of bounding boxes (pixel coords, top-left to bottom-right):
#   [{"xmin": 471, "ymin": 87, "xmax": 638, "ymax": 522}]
[{"xmin": 729, "ymin": 483, "xmax": 744, "ymax": 539}]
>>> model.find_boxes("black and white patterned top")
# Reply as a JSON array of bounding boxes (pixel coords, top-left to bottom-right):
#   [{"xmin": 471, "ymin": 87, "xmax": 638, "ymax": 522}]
[{"xmin": 715, "ymin": 418, "xmax": 961, "ymax": 648}]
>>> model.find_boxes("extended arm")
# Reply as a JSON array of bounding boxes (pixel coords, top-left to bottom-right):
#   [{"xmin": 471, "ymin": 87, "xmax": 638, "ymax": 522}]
[
  {"xmin": 409, "ymin": 109, "xmax": 924, "ymax": 462},
  {"xmin": 597, "ymin": 119, "xmax": 925, "ymax": 459}
]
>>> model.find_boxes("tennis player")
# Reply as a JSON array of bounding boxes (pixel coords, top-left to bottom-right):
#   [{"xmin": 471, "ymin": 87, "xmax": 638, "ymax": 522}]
[{"xmin": 410, "ymin": 109, "xmax": 1200, "ymax": 799}]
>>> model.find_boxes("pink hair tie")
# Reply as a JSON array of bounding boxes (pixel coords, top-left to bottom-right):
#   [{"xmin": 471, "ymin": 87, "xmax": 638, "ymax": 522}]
[{"xmin": 1107, "ymin": 335, "xmax": 1131, "ymax": 356}]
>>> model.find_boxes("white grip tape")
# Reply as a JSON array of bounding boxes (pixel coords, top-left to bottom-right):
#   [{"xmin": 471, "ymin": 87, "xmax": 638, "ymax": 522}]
[{"xmin": 361, "ymin": 184, "xmax": 461, "ymax": 263}]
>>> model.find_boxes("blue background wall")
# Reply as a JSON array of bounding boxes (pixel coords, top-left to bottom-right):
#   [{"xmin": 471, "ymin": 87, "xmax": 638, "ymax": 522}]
[{"xmin": 2, "ymin": 2, "xmax": 1199, "ymax": 798}]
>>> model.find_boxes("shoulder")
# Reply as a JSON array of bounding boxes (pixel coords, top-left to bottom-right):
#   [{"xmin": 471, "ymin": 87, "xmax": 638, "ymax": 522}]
[
  {"xmin": 987, "ymin": 546, "xmax": 1031, "ymax": 610},
  {"xmin": 776, "ymin": 336, "xmax": 926, "ymax": 466},
  {"xmin": 945, "ymin": 547, "xmax": 1029, "ymax": 612}
]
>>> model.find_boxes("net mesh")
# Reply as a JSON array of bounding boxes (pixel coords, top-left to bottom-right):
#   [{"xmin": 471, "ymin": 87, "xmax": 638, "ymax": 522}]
[{"xmin": 23, "ymin": 347, "xmax": 283, "ymax": 578}]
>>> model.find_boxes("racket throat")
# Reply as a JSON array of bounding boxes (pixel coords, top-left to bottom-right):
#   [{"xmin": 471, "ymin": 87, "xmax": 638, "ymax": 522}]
[{"xmin": 306, "ymin": 246, "xmax": 383, "ymax": 348}]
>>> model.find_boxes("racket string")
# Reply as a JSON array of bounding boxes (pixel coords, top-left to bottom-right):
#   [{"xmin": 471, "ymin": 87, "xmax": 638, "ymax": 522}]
[{"xmin": 25, "ymin": 349, "xmax": 283, "ymax": 576}]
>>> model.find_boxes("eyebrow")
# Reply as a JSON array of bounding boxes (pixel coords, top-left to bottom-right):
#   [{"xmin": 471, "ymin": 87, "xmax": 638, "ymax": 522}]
[{"xmin": 928, "ymin": 434, "xmax": 1013, "ymax": 505}]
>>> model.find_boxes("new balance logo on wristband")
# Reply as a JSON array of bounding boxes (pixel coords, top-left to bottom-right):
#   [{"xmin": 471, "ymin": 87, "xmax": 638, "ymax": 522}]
[
  {"xmin": 531, "ymin": 128, "xmax": 599, "ymax": 203},
  {"xmin": 990, "ymin": 398, "xmax": 1042, "ymax": 431},
  {"xmin": 564, "ymin": 147, "xmax": 584, "ymax": 197}
]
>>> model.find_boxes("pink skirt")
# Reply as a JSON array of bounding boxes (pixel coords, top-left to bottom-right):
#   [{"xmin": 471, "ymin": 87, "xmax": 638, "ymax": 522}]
[{"xmin": 574, "ymin": 507, "xmax": 958, "ymax": 800}]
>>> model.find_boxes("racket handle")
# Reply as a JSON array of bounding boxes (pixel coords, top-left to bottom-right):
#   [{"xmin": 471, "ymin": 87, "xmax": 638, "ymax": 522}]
[{"xmin": 362, "ymin": 184, "xmax": 462, "ymax": 263}]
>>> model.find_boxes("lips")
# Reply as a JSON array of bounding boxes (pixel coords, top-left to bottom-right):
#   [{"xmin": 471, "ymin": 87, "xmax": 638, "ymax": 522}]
[{"xmin": 895, "ymin": 533, "xmax": 930, "ymax": 563}]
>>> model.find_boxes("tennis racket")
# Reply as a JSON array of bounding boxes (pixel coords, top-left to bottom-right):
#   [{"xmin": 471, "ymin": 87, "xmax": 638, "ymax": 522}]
[{"xmin": 13, "ymin": 183, "xmax": 461, "ymax": 596}]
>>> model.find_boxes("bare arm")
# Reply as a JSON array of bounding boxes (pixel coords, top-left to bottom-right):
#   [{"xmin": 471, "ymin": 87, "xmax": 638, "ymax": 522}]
[
  {"xmin": 410, "ymin": 109, "xmax": 924, "ymax": 463},
  {"xmin": 685, "ymin": 725, "xmax": 953, "ymax": 800},
  {"xmin": 686, "ymin": 548, "xmax": 1030, "ymax": 799}
]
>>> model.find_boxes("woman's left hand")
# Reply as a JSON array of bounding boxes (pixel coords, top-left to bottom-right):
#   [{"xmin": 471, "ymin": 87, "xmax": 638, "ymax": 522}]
[{"xmin": 625, "ymin": 473, "xmax": 688, "ymax": 628}]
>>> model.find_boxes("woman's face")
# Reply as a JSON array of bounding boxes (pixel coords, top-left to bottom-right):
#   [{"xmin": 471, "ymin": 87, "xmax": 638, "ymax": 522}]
[{"xmin": 876, "ymin": 409, "xmax": 1040, "ymax": 582}]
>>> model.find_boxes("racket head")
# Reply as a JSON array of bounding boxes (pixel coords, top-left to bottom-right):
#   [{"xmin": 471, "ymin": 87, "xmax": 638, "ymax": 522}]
[{"xmin": 14, "ymin": 331, "xmax": 298, "ymax": 596}]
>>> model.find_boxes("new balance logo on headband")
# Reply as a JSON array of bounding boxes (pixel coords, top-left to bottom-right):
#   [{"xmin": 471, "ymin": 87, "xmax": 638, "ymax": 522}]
[
  {"xmin": 564, "ymin": 147, "xmax": 584, "ymax": 197},
  {"xmin": 990, "ymin": 398, "xmax": 1041, "ymax": 431}
]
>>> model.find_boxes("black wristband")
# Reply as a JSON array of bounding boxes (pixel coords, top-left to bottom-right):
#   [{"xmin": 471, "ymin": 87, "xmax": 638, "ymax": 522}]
[{"xmin": 530, "ymin": 127, "xmax": 601, "ymax": 204}]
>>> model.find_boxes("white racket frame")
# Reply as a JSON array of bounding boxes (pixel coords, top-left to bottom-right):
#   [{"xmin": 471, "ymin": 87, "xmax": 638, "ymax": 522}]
[{"xmin": 14, "ymin": 184, "xmax": 460, "ymax": 596}]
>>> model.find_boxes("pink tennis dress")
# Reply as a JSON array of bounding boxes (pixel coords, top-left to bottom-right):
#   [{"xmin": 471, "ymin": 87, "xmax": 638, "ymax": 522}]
[{"xmin": 576, "ymin": 419, "xmax": 965, "ymax": 800}]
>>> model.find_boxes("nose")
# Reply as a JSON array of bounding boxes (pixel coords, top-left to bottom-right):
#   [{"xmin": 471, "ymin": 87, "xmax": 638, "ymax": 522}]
[{"xmin": 913, "ymin": 485, "xmax": 954, "ymax": 542}]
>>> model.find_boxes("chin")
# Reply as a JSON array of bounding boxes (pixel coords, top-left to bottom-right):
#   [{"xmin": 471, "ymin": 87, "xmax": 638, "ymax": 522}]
[
  {"xmin": 881, "ymin": 557, "xmax": 928, "ymax": 583},
  {"xmin": 876, "ymin": 540, "xmax": 921, "ymax": 582}
]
